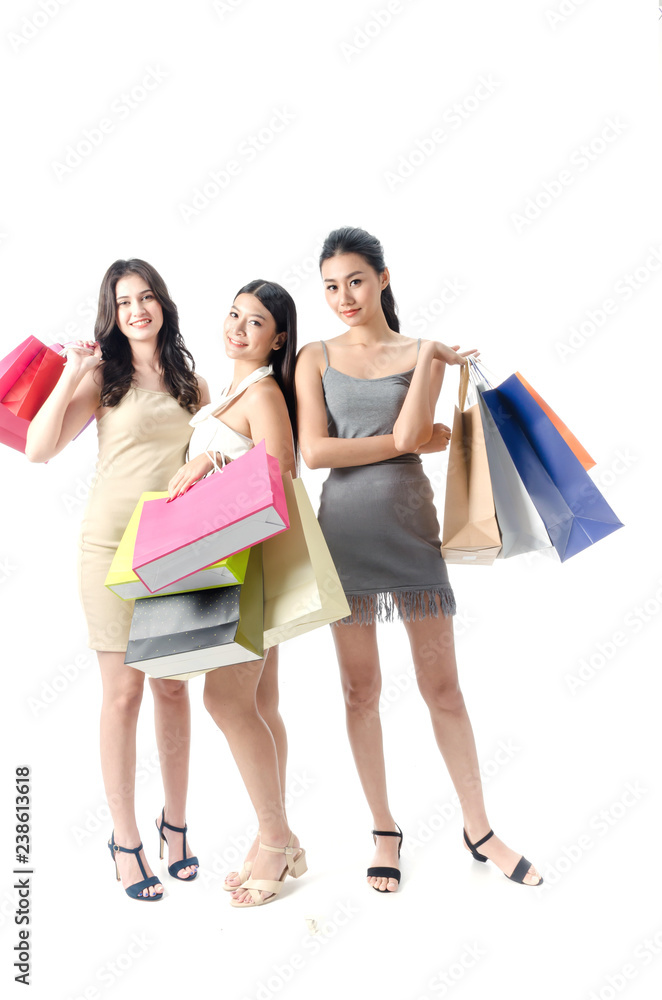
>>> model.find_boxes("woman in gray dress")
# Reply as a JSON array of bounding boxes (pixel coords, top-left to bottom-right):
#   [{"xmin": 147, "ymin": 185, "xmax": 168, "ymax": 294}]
[{"xmin": 295, "ymin": 227, "xmax": 542, "ymax": 891}]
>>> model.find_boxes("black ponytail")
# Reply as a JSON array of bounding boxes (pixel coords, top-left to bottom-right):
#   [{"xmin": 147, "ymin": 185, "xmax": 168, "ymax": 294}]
[{"xmin": 319, "ymin": 226, "xmax": 400, "ymax": 333}]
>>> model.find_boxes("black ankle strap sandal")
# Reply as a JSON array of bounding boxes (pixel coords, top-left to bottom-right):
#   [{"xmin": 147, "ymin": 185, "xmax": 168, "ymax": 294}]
[
  {"xmin": 367, "ymin": 823, "xmax": 403, "ymax": 891},
  {"xmin": 156, "ymin": 807, "xmax": 199, "ymax": 881},
  {"xmin": 463, "ymin": 827, "xmax": 542, "ymax": 886}
]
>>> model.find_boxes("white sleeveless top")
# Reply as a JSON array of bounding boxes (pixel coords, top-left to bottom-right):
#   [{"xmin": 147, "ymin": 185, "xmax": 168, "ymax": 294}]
[{"xmin": 188, "ymin": 365, "xmax": 272, "ymax": 463}]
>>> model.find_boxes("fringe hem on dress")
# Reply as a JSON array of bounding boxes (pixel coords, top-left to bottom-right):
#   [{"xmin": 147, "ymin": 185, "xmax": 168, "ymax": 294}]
[{"xmin": 333, "ymin": 586, "xmax": 457, "ymax": 626}]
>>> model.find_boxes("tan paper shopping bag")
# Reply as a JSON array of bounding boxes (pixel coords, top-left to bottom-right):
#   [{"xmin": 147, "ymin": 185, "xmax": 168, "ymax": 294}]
[
  {"xmin": 262, "ymin": 474, "xmax": 350, "ymax": 647},
  {"xmin": 441, "ymin": 365, "xmax": 502, "ymax": 565}
]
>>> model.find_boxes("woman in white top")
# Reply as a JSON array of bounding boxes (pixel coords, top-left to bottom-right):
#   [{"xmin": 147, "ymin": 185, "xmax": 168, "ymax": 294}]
[{"xmin": 168, "ymin": 279, "xmax": 305, "ymax": 907}]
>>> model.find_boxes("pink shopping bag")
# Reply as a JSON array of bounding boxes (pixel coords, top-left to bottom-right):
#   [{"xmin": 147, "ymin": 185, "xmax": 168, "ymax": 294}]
[
  {"xmin": 2, "ymin": 344, "xmax": 64, "ymax": 419},
  {"xmin": 0, "ymin": 337, "xmax": 62, "ymax": 452},
  {"xmin": 132, "ymin": 439, "xmax": 289, "ymax": 593}
]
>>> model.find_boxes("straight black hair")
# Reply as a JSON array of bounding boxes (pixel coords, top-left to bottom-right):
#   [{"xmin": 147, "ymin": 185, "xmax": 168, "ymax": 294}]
[{"xmin": 234, "ymin": 279, "xmax": 299, "ymax": 457}]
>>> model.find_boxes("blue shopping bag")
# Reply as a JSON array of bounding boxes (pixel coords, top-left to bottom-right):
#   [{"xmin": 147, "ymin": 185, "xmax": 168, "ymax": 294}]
[{"xmin": 480, "ymin": 375, "xmax": 623, "ymax": 562}]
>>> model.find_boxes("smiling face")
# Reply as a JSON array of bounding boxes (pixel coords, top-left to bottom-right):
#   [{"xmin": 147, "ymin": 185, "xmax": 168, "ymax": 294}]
[
  {"xmin": 114, "ymin": 273, "xmax": 164, "ymax": 343},
  {"xmin": 321, "ymin": 252, "xmax": 389, "ymax": 327},
  {"xmin": 223, "ymin": 292, "xmax": 286, "ymax": 365}
]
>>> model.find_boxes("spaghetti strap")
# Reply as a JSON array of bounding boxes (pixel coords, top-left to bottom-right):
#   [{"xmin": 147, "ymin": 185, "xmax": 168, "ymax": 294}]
[
  {"xmin": 416, "ymin": 338, "xmax": 421, "ymax": 357},
  {"xmin": 320, "ymin": 340, "xmax": 330, "ymax": 369}
]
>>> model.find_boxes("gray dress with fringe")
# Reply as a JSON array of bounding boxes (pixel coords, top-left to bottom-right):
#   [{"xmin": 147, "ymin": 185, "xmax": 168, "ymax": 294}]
[{"xmin": 317, "ymin": 340, "xmax": 456, "ymax": 626}]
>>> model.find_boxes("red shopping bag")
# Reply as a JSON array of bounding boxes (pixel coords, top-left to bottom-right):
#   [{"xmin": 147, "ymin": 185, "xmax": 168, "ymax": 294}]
[
  {"xmin": 2, "ymin": 344, "xmax": 64, "ymax": 419},
  {"xmin": 0, "ymin": 337, "xmax": 54, "ymax": 453},
  {"xmin": 0, "ymin": 337, "xmax": 94, "ymax": 453},
  {"xmin": 0, "ymin": 337, "xmax": 44, "ymax": 396},
  {"xmin": 0, "ymin": 406, "xmax": 29, "ymax": 452}
]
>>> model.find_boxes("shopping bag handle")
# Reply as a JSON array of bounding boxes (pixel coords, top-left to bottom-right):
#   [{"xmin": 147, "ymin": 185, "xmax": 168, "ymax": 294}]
[
  {"xmin": 468, "ymin": 356, "xmax": 495, "ymax": 387},
  {"xmin": 206, "ymin": 445, "xmax": 227, "ymax": 473},
  {"xmin": 458, "ymin": 361, "xmax": 470, "ymax": 411}
]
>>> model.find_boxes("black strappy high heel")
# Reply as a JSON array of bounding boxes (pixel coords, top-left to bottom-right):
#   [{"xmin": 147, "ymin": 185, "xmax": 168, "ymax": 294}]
[
  {"xmin": 155, "ymin": 807, "xmax": 199, "ymax": 881},
  {"xmin": 108, "ymin": 832, "xmax": 163, "ymax": 900},
  {"xmin": 367, "ymin": 824, "xmax": 403, "ymax": 891},
  {"xmin": 463, "ymin": 828, "xmax": 543, "ymax": 885}
]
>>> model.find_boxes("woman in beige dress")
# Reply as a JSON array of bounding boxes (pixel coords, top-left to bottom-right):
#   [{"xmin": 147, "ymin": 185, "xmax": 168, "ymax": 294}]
[{"xmin": 26, "ymin": 259, "xmax": 208, "ymax": 900}]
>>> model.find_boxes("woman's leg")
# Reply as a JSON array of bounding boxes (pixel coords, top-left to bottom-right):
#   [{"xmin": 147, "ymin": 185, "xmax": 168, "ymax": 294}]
[
  {"xmin": 98, "ymin": 651, "xmax": 163, "ymax": 898},
  {"xmin": 256, "ymin": 647, "xmax": 288, "ymax": 792},
  {"xmin": 203, "ymin": 658, "xmax": 299, "ymax": 904},
  {"xmin": 402, "ymin": 604, "xmax": 541, "ymax": 884},
  {"xmin": 223, "ymin": 645, "xmax": 289, "ymax": 888},
  {"xmin": 149, "ymin": 677, "xmax": 197, "ymax": 879},
  {"xmin": 331, "ymin": 621, "xmax": 401, "ymax": 892}
]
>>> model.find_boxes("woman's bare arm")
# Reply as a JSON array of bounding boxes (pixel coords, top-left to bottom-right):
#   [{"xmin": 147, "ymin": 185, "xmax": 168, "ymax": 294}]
[
  {"xmin": 25, "ymin": 343, "xmax": 103, "ymax": 463},
  {"xmin": 393, "ymin": 341, "xmax": 475, "ymax": 453},
  {"xmin": 246, "ymin": 378, "xmax": 297, "ymax": 478},
  {"xmin": 295, "ymin": 342, "xmax": 408, "ymax": 470}
]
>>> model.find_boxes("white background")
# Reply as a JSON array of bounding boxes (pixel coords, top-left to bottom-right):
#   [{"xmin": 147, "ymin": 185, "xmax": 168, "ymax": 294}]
[{"xmin": 1, "ymin": 2, "xmax": 660, "ymax": 999}]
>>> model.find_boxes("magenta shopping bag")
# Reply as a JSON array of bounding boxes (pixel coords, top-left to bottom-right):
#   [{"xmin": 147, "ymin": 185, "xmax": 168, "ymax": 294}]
[
  {"xmin": 132, "ymin": 439, "xmax": 289, "ymax": 593},
  {"xmin": 0, "ymin": 337, "xmax": 95, "ymax": 453},
  {"xmin": 0, "ymin": 337, "xmax": 61, "ymax": 452}
]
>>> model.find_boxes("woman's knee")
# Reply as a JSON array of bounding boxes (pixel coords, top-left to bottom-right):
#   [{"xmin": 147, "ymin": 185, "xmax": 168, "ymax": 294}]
[
  {"xmin": 341, "ymin": 674, "xmax": 382, "ymax": 715},
  {"xmin": 202, "ymin": 685, "xmax": 254, "ymax": 731},
  {"xmin": 150, "ymin": 678, "xmax": 189, "ymax": 704},
  {"xmin": 419, "ymin": 676, "xmax": 465, "ymax": 713},
  {"xmin": 256, "ymin": 681, "xmax": 279, "ymax": 721},
  {"xmin": 103, "ymin": 678, "xmax": 144, "ymax": 717}
]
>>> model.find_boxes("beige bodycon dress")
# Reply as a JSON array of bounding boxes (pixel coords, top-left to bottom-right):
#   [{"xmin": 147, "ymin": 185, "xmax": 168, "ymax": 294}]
[{"xmin": 78, "ymin": 386, "xmax": 193, "ymax": 651}]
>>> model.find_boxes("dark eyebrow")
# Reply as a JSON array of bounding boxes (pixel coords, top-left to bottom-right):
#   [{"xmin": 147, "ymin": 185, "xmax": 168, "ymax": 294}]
[
  {"xmin": 232, "ymin": 305, "xmax": 268, "ymax": 320},
  {"xmin": 323, "ymin": 270, "xmax": 364, "ymax": 283},
  {"xmin": 116, "ymin": 288, "xmax": 152, "ymax": 300}
]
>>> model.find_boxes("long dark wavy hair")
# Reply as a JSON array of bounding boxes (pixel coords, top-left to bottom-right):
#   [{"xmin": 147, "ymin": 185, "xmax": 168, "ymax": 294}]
[
  {"xmin": 94, "ymin": 258, "xmax": 201, "ymax": 412},
  {"xmin": 234, "ymin": 279, "xmax": 298, "ymax": 457},
  {"xmin": 319, "ymin": 227, "xmax": 400, "ymax": 332}
]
